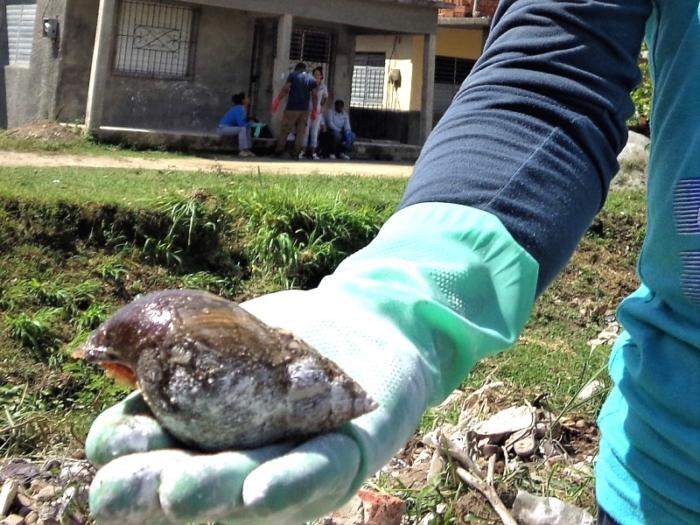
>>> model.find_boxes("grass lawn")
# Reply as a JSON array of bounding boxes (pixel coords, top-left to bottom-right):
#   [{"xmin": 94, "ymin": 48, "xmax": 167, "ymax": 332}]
[
  {"xmin": 0, "ymin": 166, "xmax": 407, "ymax": 208},
  {"xmin": 0, "ymin": 165, "xmax": 646, "ymax": 523}
]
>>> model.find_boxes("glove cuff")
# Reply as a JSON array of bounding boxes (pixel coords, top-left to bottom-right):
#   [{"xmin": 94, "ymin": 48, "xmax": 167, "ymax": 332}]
[{"xmin": 321, "ymin": 202, "xmax": 539, "ymax": 403}]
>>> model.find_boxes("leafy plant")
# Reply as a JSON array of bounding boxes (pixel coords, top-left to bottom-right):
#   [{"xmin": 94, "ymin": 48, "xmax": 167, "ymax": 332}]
[
  {"xmin": 236, "ymin": 189, "xmax": 384, "ymax": 289},
  {"xmin": 179, "ymin": 271, "xmax": 241, "ymax": 297},
  {"xmin": 151, "ymin": 191, "xmax": 218, "ymax": 248},
  {"xmin": 5, "ymin": 307, "xmax": 63, "ymax": 357},
  {"xmin": 99, "ymin": 259, "xmax": 129, "ymax": 283},
  {"xmin": 142, "ymin": 236, "xmax": 183, "ymax": 267},
  {"xmin": 75, "ymin": 303, "xmax": 109, "ymax": 331},
  {"xmin": 628, "ymin": 44, "xmax": 653, "ymax": 131}
]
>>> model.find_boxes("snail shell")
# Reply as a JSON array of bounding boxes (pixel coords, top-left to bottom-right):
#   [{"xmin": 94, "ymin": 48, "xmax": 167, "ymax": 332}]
[{"xmin": 79, "ymin": 289, "xmax": 376, "ymax": 451}]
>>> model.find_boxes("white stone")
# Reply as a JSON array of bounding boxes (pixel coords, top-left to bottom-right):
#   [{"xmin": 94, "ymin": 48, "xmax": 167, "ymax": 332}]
[
  {"xmin": 471, "ymin": 406, "xmax": 535, "ymax": 439},
  {"xmin": 512, "ymin": 490, "xmax": 594, "ymax": 525},
  {"xmin": 577, "ymin": 380, "xmax": 605, "ymax": 401},
  {"xmin": 0, "ymin": 480, "xmax": 18, "ymax": 518}
]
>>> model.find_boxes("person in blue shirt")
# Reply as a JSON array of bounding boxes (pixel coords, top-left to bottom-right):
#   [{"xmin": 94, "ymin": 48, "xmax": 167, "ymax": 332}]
[
  {"xmin": 217, "ymin": 92, "xmax": 255, "ymax": 158},
  {"xmin": 272, "ymin": 62, "xmax": 319, "ymax": 159},
  {"xmin": 84, "ymin": 1, "xmax": 700, "ymax": 524}
]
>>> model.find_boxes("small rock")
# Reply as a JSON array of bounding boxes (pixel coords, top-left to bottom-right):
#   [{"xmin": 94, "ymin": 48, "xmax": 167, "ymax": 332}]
[
  {"xmin": 357, "ymin": 489, "xmax": 406, "ymax": 525},
  {"xmin": 563, "ymin": 461, "xmax": 594, "ymax": 482},
  {"xmin": 33, "ymin": 487, "xmax": 56, "ymax": 503},
  {"xmin": 534, "ymin": 422, "xmax": 548, "ymax": 439},
  {"xmin": 0, "ymin": 462, "xmax": 41, "ymax": 486},
  {"xmin": 413, "ymin": 450, "xmax": 432, "ymax": 465},
  {"xmin": 0, "ymin": 514, "xmax": 25, "ymax": 525},
  {"xmin": 0, "ymin": 480, "xmax": 18, "ymax": 517},
  {"xmin": 577, "ymin": 380, "xmax": 604, "ymax": 401},
  {"xmin": 513, "ymin": 435, "xmax": 538, "ymax": 459},
  {"xmin": 27, "ymin": 481, "xmax": 45, "ymax": 495},
  {"xmin": 22, "ymin": 513, "xmax": 36, "ymax": 525},
  {"xmin": 417, "ymin": 512, "xmax": 435, "ymax": 525},
  {"xmin": 15, "ymin": 493, "xmax": 32, "ymax": 510},
  {"xmin": 512, "ymin": 490, "xmax": 594, "ymax": 525},
  {"xmin": 471, "ymin": 406, "xmax": 535, "ymax": 443},
  {"xmin": 57, "ymin": 462, "xmax": 93, "ymax": 484},
  {"xmin": 437, "ymin": 389, "xmax": 465, "ymax": 409},
  {"xmin": 426, "ymin": 450, "xmax": 445, "ymax": 484}
]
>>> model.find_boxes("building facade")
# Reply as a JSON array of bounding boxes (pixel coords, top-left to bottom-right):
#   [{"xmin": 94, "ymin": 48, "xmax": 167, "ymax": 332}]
[{"xmin": 1, "ymin": 0, "xmax": 441, "ymax": 145}]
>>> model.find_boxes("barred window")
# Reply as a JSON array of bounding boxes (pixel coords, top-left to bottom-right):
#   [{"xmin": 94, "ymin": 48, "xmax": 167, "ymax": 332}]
[
  {"xmin": 434, "ymin": 56, "xmax": 476, "ymax": 117},
  {"xmin": 351, "ymin": 53, "xmax": 385, "ymax": 109},
  {"xmin": 113, "ymin": 0, "xmax": 198, "ymax": 79},
  {"xmin": 5, "ymin": 1, "xmax": 36, "ymax": 66},
  {"xmin": 289, "ymin": 28, "xmax": 332, "ymax": 64},
  {"xmin": 434, "ymin": 55, "xmax": 475, "ymax": 85}
]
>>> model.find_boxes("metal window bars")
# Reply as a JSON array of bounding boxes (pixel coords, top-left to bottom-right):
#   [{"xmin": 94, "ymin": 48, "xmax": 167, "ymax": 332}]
[{"xmin": 113, "ymin": 0, "xmax": 198, "ymax": 80}]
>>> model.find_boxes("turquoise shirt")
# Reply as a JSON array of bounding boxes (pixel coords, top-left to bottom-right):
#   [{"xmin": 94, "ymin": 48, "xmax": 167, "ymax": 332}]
[
  {"xmin": 402, "ymin": 0, "xmax": 696, "ymax": 519},
  {"xmin": 597, "ymin": 2, "xmax": 700, "ymax": 523}
]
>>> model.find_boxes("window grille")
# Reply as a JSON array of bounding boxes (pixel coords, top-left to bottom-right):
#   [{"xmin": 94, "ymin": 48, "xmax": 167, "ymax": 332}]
[
  {"xmin": 289, "ymin": 28, "xmax": 332, "ymax": 64},
  {"xmin": 351, "ymin": 53, "xmax": 385, "ymax": 109},
  {"xmin": 5, "ymin": 1, "xmax": 36, "ymax": 66},
  {"xmin": 434, "ymin": 56, "xmax": 476, "ymax": 117},
  {"xmin": 434, "ymin": 55, "xmax": 476, "ymax": 85},
  {"xmin": 113, "ymin": 0, "xmax": 198, "ymax": 79}
]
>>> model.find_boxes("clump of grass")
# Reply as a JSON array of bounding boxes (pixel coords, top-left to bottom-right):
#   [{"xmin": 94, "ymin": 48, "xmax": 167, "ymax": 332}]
[
  {"xmin": 235, "ymin": 188, "xmax": 388, "ymax": 289},
  {"xmin": 179, "ymin": 271, "xmax": 243, "ymax": 298},
  {"xmin": 5, "ymin": 307, "xmax": 63, "ymax": 359}
]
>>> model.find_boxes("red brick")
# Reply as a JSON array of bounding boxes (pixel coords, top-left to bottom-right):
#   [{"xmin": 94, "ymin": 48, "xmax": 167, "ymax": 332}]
[{"xmin": 357, "ymin": 489, "xmax": 406, "ymax": 525}]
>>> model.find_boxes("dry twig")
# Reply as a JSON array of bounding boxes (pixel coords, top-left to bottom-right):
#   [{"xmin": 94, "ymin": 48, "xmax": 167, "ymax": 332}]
[
  {"xmin": 439, "ymin": 435, "xmax": 517, "ymax": 525},
  {"xmin": 455, "ymin": 467, "xmax": 518, "ymax": 525}
]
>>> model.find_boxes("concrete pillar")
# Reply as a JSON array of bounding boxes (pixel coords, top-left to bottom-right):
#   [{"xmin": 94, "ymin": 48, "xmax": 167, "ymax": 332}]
[
  {"xmin": 84, "ymin": 0, "xmax": 117, "ymax": 133},
  {"xmin": 270, "ymin": 13, "xmax": 292, "ymax": 137},
  {"xmin": 420, "ymin": 32, "xmax": 436, "ymax": 145}
]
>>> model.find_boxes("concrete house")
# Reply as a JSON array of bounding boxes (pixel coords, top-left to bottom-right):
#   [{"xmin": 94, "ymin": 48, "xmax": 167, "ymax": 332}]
[
  {"xmin": 1, "ymin": 0, "xmax": 443, "ymax": 152},
  {"xmin": 350, "ymin": 0, "xmax": 498, "ymax": 142}
]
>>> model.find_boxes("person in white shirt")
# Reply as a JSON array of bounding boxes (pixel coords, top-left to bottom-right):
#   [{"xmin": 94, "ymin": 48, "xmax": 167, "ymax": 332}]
[
  {"xmin": 322, "ymin": 99, "xmax": 353, "ymax": 160},
  {"xmin": 301, "ymin": 67, "xmax": 329, "ymax": 160}
]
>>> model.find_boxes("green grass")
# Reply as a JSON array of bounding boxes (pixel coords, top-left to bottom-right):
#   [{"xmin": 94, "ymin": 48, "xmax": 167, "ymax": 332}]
[{"xmin": 0, "ymin": 166, "xmax": 407, "ymax": 208}]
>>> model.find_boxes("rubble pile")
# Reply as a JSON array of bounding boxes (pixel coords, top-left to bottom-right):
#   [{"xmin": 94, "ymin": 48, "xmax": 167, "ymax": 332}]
[{"xmin": 0, "ymin": 458, "xmax": 94, "ymax": 525}]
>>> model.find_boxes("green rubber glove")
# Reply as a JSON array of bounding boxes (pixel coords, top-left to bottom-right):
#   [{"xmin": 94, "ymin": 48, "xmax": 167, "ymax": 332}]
[{"xmin": 86, "ymin": 202, "xmax": 539, "ymax": 525}]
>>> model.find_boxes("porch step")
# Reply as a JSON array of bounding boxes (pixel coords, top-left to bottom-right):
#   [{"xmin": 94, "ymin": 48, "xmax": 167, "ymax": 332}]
[{"xmin": 96, "ymin": 126, "xmax": 421, "ymax": 162}]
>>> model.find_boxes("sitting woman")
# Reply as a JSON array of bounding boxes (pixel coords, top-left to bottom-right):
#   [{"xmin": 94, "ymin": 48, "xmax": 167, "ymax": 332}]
[{"xmin": 217, "ymin": 92, "xmax": 256, "ymax": 158}]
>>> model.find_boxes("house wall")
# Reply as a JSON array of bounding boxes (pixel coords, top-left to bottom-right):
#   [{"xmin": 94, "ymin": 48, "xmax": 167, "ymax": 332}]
[
  {"xmin": 356, "ymin": 26, "xmax": 483, "ymax": 113},
  {"xmin": 355, "ymin": 34, "xmax": 415, "ymax": 112},
  {"xmin": 435, "ymin": 26, "xmax": 484, "ymax": 59},
  {"xmin": 0, "ymin": 0, "xmax": 67, "ymax": 128},
  {"xmin": 54, "ymin": 0, "xmax": 97, "ymax": 123},
  {"xmin": 330, "ymin": 24, "xmax": 354, "ymax": 112},
  {"xmin": 192, "ymin": 0, "xmax": 436, "ymax": 35},
  {"xmin": 100, "ymin": 5, "xmax": 253, "ymax": 131},
  {"xmin": 410, "ymin": 27, "xmax": 484, "ymax": 111}
]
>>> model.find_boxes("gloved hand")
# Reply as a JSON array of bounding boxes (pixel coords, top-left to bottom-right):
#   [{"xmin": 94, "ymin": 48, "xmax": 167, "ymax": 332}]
[
  {"xmin": 85, "ymin": 202, "xmax": 538, "ymax": 525},
  {"xmin": 311, "ymin": 108, "xmax": 319, "ymax": 122},
  {"xmin": 271, "ymin": 96, "xmax": 282, "ymax": 113}
]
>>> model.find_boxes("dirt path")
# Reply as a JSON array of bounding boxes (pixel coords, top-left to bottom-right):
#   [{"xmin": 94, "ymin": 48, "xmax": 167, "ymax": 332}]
[{"xmin": 0, "ymin": 150, "xmax": 414, "ymax": 177}]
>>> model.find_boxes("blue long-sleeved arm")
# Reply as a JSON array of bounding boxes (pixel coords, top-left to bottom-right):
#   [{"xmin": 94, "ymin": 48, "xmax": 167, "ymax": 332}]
[{"xmin": 401, "ymin": 0, "xmax": 651, "ymax": 293}]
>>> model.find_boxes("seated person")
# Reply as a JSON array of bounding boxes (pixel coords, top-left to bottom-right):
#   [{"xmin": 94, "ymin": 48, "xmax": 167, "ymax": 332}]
[
  {"xmin": 320, "ymin": 99, "xmax": 353, "ymax": 160},
  {"xmin": 217, "ymin": 92, "xmax": 256, "ymax": 158}
]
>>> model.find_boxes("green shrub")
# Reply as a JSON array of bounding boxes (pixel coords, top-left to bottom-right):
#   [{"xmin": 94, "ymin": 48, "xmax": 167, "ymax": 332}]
[
  {"xmin": 5, "ymin": 307, "xmax": 63, "ymax": 358},
  {"xmin": 235, "ymin": 189, "xmax": 387, "ymax": 289}
]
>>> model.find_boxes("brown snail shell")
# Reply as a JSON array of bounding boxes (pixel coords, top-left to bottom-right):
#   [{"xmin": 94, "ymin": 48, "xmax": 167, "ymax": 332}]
[{"xmin": 77, "ymin": 289, "xmax": 376, "ymax": 451}]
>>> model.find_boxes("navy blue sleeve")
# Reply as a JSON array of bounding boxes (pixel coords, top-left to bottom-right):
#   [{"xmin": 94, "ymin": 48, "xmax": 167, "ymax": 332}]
[{"xmin": 400, "ymin": 0, "xmax": 651, "ymax": 293}]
